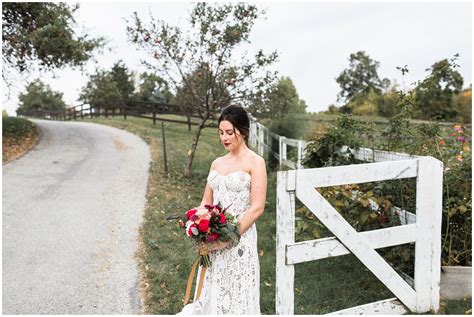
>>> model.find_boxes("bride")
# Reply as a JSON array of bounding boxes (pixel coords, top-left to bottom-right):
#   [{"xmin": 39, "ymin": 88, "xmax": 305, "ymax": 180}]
[{"xmin": 179, "ymin": 104, "xmax": 267, "ymax": 315}]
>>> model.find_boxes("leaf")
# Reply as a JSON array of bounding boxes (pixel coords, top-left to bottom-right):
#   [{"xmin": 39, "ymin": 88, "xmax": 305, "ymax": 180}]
[
  {"xmin": 459, "ymin": 205, "xmax": 468, "ymax": 214},
  {"xmin": 448, "ymin": 207, "xmax": 458, "ymax": 217},
  {"xmin": 312, "ymin": 229, "xmax": 321, "ymax": 238},
  {"xmin": 360, "ymin": 212, "xmax": 369, "ymax": 224}
]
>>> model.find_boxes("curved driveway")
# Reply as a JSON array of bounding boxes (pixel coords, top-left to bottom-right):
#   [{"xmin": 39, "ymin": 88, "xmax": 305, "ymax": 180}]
[{"xmin": 2, "ymin": 119, "xmax": 151, "ymax": 314}]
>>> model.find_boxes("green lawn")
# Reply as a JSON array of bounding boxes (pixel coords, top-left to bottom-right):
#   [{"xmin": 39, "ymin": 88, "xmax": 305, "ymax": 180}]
[{"xmin": 76, "ymin": 115, "xmax": 469, "ymax": 315}]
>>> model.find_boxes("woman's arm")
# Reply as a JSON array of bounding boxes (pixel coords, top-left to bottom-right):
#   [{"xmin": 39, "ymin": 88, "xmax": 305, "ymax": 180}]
[
  {"xmin": 199, "ymin": 182, "xmax": 213, "ymax": 206},
  {"xmin": 238, "ymin": 156, "xmax": 267, "ymax": 235}
]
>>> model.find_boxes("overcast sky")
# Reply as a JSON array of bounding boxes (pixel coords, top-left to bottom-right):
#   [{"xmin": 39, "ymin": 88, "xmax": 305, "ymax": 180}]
[{"xmin": 2, "ymin": 1, "xmax": 472, "ymax": 116}]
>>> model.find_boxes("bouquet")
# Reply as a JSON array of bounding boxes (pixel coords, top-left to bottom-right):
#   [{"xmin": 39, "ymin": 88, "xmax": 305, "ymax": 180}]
[
  {"xmin": 172, "ymin": 202, "xmax": 240, "ymax": 305},
  {"xmin": 178, "ymin": 202, "xmax": 240, "ymax": 267}
]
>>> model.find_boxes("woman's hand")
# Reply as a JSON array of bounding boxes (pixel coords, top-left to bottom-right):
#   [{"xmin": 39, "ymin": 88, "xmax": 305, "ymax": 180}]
[{"xmin": 207, "ymin": 240, "xmax": 232, "ymax": 252}]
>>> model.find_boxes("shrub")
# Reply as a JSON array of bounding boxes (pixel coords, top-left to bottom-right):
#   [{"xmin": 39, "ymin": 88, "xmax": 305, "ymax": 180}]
[{"xmin": 302, "ymin": 112, "xmax": 471, "ymax": 266}]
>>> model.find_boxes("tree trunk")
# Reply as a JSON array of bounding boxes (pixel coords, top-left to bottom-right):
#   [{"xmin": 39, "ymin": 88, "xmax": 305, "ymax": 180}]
[{"xmin": 183, "ymin": 118, "xmax": 208, "ymax": 178}]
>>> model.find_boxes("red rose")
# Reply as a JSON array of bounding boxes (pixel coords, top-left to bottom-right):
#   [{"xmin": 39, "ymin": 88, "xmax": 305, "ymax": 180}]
[
  {"xmin": 206, "ymin": 232, "xmax": 219, "ymax": 242},
  {"xmin": 219, "ymin": 213, "xmax": 226, "ymax": 224},
  {"xmin": 198, "ymin": 219, "xmax": 210, "ymax": 232},
  {"xmin": 186, "ymin": 209, "xmax": 197, "ymax": 219}
]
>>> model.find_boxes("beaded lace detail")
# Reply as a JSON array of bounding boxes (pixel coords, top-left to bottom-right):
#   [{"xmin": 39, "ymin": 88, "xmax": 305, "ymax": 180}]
[{"xmin": 187, "ymin": 170, "xmax": 261, "ymax": 315}]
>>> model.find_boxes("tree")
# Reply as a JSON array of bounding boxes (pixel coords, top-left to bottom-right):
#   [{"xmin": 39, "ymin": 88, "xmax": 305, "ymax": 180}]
[
  {"xmin": 452, "ymin": 86, "xmax": 472, "ymax": 123},
  {"xmin": 377, "ymin": 85, "xmax": 400, "ymax": 118},
  {"xmin": 79, "ymin": 70, "xmax": 123, "ymax": 109},
  {"xmin": 249, "ymin": 76, "xmax": 307, "ymax": 119},
  {"xmin": 174, "ymin": 65, "xmax": 232, "ymax": 126},
  {"xmin": 137, "ymin": 72, "xmax": 173, "ymax": 103},
  {"xmin": 16, "ymin": 79, "xmax": 67, "ymax": 114},
  {"xmin": 127, "ymin": 3, "xmax": 278, "ymax": 177},
  {"xmin": 414, "ymin": 55, "xmax": 464, "ymax": 120},
  {"xmin": 110, "ymin": 60, "xmax": 135, "ymax": 102},
  {"xmin": 2, "ymin": 3, "xmax": 104, "ymax": 85},
  {"xmin": 336, "ymin": 51, "xmax": 386, "ymax": 104}
]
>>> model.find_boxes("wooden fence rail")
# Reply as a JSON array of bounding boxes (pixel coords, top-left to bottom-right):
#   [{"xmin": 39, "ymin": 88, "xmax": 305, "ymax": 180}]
[{"xmin": 21, "ymin": 102, "xmax": 219, "ymax": 128}]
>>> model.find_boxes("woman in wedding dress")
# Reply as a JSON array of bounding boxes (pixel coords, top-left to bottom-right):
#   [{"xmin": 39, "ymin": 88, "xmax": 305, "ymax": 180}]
[{"xmin": 179, "ymin": 104, "xmax": 267, "ymax": 315}]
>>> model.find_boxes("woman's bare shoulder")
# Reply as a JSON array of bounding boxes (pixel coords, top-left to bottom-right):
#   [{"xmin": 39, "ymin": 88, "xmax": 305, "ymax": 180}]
[
  {"xmin": 210, "ymin": 155, "xmax": 227, "ymax": 170},
  {"xmin": 246, "ymin": 150, "xmax": 265, "ymax": 170},
  {"xmin": 247, "ymin": 149, "xmax": 265, "ymax": 162}
]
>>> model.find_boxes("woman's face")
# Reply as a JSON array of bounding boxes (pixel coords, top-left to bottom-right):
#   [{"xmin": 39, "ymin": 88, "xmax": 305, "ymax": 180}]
[{"xmin": 219, "ymin": 120, "xmax": 243, "ymax": 151}]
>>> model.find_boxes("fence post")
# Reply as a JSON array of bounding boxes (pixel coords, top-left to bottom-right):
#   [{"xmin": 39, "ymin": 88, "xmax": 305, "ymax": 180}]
[
  {"xmin": 90, "ymin": 106, "xmax": 93, "ymax": 119},
  {"xmin": 297, "ymin": 140, "xmax": 303, "ymax": 169},
  {"xmin": 161, "ymin": 122, "xmax": 168, "ymax": 175},
  {"xmin": 73, "ymin": 107, "xmax": 77, "ymax": 120},
  {"xmin": 123, "ymin": 104, "xmax": 127, "ymax": 120},
  {"xmin": 414, "ymin": 157, "xmax": 443, "ymax": 312},
  {"xmin": 81, "ymin": 105, "xmax": 84, "ymax": 119},
  {"xmin": 276, "ymin": 170, "xmax": 296, "ymax": 315},
  {"xmin": 105, "ymin": 107, "xmax": 108, "ymax": 118},
  {"xmin": 279, "ymin": 136, "xmax": 285, "ymax": 168},
  {"xmin": 153, "ymin": 104, "xmax": 157, "ymax": 125},
  {"xmin": 258, "ymin": 125, "xmax": 262, "ymax": 156},
  {"xmin": 282, "ymin": 141, "xmax": 287, "ymax": 163}
]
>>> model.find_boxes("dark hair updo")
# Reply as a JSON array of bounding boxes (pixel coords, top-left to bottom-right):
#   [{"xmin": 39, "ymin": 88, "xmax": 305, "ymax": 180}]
[{"xmin": 218, "ymin": 104, "xmax": 250, "ymax": 145}]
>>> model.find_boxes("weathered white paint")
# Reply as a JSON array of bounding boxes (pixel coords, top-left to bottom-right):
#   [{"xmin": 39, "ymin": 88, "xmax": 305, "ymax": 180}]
[
  {"xmin": 327, "ymin": 298, "xmax": 409, "ymax": 315},
  {"xmin": 295, "ymin": 159, "xmax": 418, "ymax": 188},
  {"xmin": 276, "ymin": 171, "xmax": 296, "ymax": 315},
  {"xmin": 414, "ymin": 157, "xmax": 443, "ymax": 312},
  {"xmin": 286, "ymin": 224, "xmax": 416, "ymax": 265}
]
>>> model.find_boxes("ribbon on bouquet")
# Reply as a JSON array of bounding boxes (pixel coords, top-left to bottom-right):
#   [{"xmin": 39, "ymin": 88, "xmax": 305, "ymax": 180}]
[{"xmin": 183, "ymin": 244, "xmax": 208, "ymax": 306}]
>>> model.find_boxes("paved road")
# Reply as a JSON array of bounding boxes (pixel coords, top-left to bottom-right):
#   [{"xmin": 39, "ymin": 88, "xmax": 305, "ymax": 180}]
[{"xmin": 2, "ymin": 119, "xmax": 151, "ymax": 314}]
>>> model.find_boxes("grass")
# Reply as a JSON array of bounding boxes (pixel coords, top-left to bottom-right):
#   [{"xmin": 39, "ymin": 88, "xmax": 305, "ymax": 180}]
[
  {"xmin": 75, "ymin": 114, "xmax": 469, "ymax": 314},
  {"xmin": 2, "ymin": 116, "xmax": 40, "ymax": 163}
]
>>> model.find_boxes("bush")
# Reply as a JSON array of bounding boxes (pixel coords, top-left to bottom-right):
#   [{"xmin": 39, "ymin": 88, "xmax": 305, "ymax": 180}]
[
  {"xmin": 3, "ymin": 116, "xmax": 40, "ymax": 163},
  {"xmin": 2, "ymin": 116, "xmax": 38, "ymax": 141},
  {"xmin": 302, "ymin": 111, "xmax": 471, "ymax": 266}
]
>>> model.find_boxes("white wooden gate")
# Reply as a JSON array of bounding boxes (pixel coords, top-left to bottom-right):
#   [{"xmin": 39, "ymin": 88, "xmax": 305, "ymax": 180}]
[{"xmin": 276, "ymin": 157, "xmax": 443, "ymax": 314}]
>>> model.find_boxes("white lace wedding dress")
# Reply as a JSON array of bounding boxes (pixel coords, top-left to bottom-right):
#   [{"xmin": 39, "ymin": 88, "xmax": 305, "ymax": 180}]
[{"xmin": 178, "ymin": 170, "xmax": 261, "ymax": 315}]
